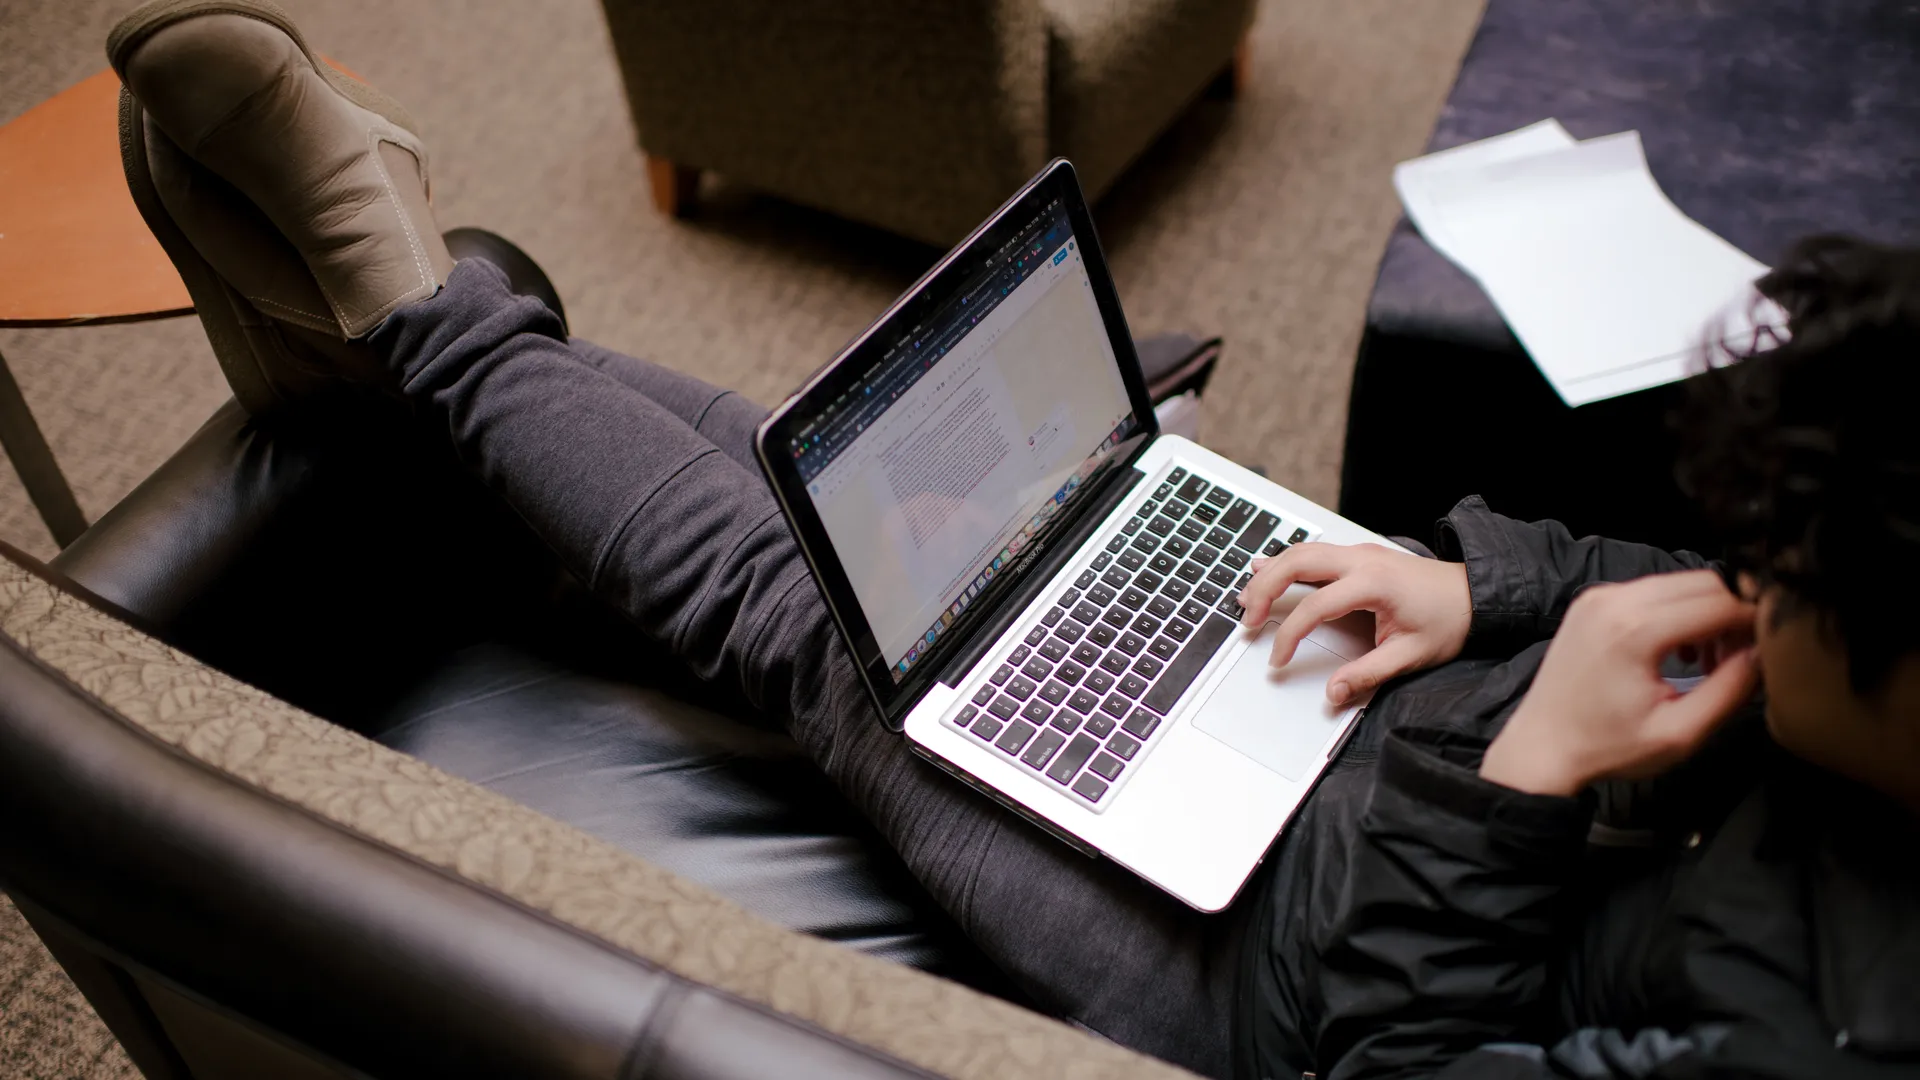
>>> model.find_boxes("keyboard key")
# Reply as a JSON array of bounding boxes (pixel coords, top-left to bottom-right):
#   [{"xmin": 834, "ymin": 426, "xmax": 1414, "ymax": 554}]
[
  {"xmin": 971, "ymin": 715, "xmax": 1003, "ymax": 741},
  {"xmin": 1072, "ymin": 772, "xmax": 1110, "ymax": 803},
  {"xmin": 1076, "ymin": 569, "xmax": 1098, "ymax": 589},
  {"xmin": 1115, "ymin": 587, "xmax": 1145, "ymax": 611},
  {"xmin": 1190, "ymin": 502, "xmax": 1219, "ymax": 524},
  {"xmin": 1237, "ymin": 572, "xmax": 1253, "ymax": 589},
  {"xmin": 1131, "ymin": 613, "xmax": 1163, "ymax": 638},
  {"xmin": 1119, "ymin": 673, "xmax": 1148, "ymax": 699},
  {"xmin": 1100, "ymin": 693, "xmax": 1130, "ymax": 718},
  {"xmin": 1134, "ymin": 569, "xmax": 1164, "ymax": 592},
  {"xmin": 1220, "ymin": 590, "xmax": 1243, "ymax": 617},
  {"xmin": 1007, "ymin": 675, "xmax": 1037, "ymax": 700},
  {"xmin": 1100, "ymin": 567, "xmax": 1131, "ymax": 591},
  {"xmin": 1122, "ymin": 517, "xmax": 1143, "ymax": 536},
  {"xmin": 1148, "ymin": 552, "xmax": 1178, "ymax": 576},
  {"xmin": 1205, "ymin": 526, "xmax": 1235, "ymax": 549},
  {"xmin": 1089, "ymin": 583, "xmax": 1119, "ymax": 606},
  {"xmin": 1289, "ymin": 527, "xmax": 1309, "ymax": 544},
  {"xmin": 1085, "ymin": 713, "xmax": 1117, "ymax": 738},
  {"xmin": 1107, "ymin": 731, "xmax": 1141, "ymax": 759},
  {"xmin": 1220, "ymin": 548, "xmax": 1250, "ymax": 570},
  {"xmin": 1115, "ymin": 631, "xmax": 1146, "ymax": 656},
  {"xmin": 1162, "ymin": 536, "xmax": 1192, "ymax": 560},
  {"xmin": 1067, "ymin": 688, "xmax": 1100, "ymax": 714},
  {"xmin": 1168, "ymin": 466, "xmax": 1189, "ymax": 484},
  {"xmin": 1234, "ymin": 510, "xmax": 1281, "ymax": 552},
  {"xmin": 1189, "ymin": 544, "xmax": 1219, "ymax": 567},
  {"xmin": 1175, "ymin": 561, "xmax": 1205, "ymax": 584},
  {"xmin": 1049, "ymin": 709, "xmax": 1081, "ymax": 733},
  {"xmin": 1009, "ymin": 644, "xmax": 1031, "ymax": 665},
  {"xmin": 1072, "ymin": 601, "xmax": 1103, "ymax": 625},
  {"xmin": 1056, "ymin": 660, "xmax": 1087, "ymax": 684},
  {"xmin": 1130, "ymin": 533, "xmax": 1160, "ymax": 554},
  {"xmin": 1087, "ymin": 623, "xmax": 1117, "ymax": 647},
  {"xmin": 1061, "ymin": 588, "xmax": 1083, "ymax": 610},
  {"xmin": 993, "ymin": 664, "xmax": 1019, "ymax": 686},
  {"xmin": 1021, "ymin": 699, "xmax": 1052, "ymax": 725},
  {"xmin": 1204, "ymin": 486, "xmax": 1234, "ymax": 509},
  {"xmin": 1022, "ymin": 657, "xmax": 1053, "ymax": 682},
  {"xmin": 1089, "ymin": 752, "xmax": 1125, "ymax": 781},
  {"xmin": 1092, "ymin": 551, "xmax": 1113, "ymax": 570},
  {"xmin": 1101, "ymin": 607, "xmax": 1131, "ymax": 630},
  {"xmin": 1146, "ymin": 516, "xmax": 1175, "ymax": 537},
  {"xmin": 1022, "ymin": 728, "xmax": 1067, "ymax": 770},
  {"xmin": 1148, "ymin": 636, "xmax": 1179, "ymax": 660},
  {"xmin": 1038, "ymin": 680, "xmax": 1069, "ymax": 705},
  {"xmin": 1155, "ymin": 482, "xmax": 1174, "ymax": 500},
  {"xmin": 1146, "ymin": 595, "xmax": 1176, "ymax": 619},
  {"xmin": 1179, "ymin": 599, "xmax": 1209, "ymax": 623},
  {"xmin": 1047, "ymin": 734, "xmax": 1101, "ymax": 784},
  {"xmin": 972, "ymin": 684, "xmax": 995, "ymax": 706},
  {"xmin": 1055, "ymin": 621, "xmax": 1084, "ymax": 644},
  {"xmin": 1038, "ymin": 637, "xmax": 1069, "ymax": 662},
  {"xmin": 1099, "ymin": 651, "xmax": 1129, "ymax": 676},
  {"xmin": 1163, "ymin": 501, "xmax": 1188, "ymax": 521},
  {"xmin": 1194, "ymin": 582, "xmax": 1223, "ymax": 605},
  {"xmin": 1132, "ymin": 654, "xmax": 1164, "ymax": 679},
  {"xmin": 1042, "ymin": 606, "xmax": 1066, "ymax": 626},
  {"xmin": 1160, "ymin": 577, "xmax": 1190, "ymax": 601},
  {"xmin": 1176, "ymin": 518, "xmax": 1207, "ymax": 541},
  {"xmin": 1085, "ymin": 669, "xmax": 1115, "ymax": 695},
  {"xmin": 1106, "ymin": 535, "xmax": 1128, "ymax": 553},
  {"xmin": 1221, "ymin": 500, "xmax": 1255, "ymax": 532},
  {"xmin": 1071, "ymin": 641, "xmax": 1101, "ymax": 666},
  {"xmin": 1123, "ymin": 708, "xmax": 1162, "ymax": 740},
  {"xmin": 1262, "ymin": 538, "xmax": 1286, "ymax": 557},
  {"xmin": 995, "ymin": 719, "xmax": 1037, "ymax": 754},
  {"xmin": 1026, "ymin": 626, "xmax": 1048, "ymax": 646},
  {"xmin": 1164, "ymin": 618, "xmax": 1193, "ymax": 642},
  {"xmin": 1140, "ymin": 614, "xmax": 1237, "ymax": 716},
  {"xmin": 1176, "ymin": 475, "xmax": 1209, "ymax": 503},
  {"xmin": 1140, "ymin": 500, "xmax": 1160, "ymax": 518},
  {"xmin": 957, "ymin": 704, "xmax": 979, "ymax": 726},
  {"xmin": 1207, "ymin": 564, "xmax": 1237, "ymax": 588},
  {"xmin": 1118, "ymin": 549, "xmax": 1146, "ymax": 571}
]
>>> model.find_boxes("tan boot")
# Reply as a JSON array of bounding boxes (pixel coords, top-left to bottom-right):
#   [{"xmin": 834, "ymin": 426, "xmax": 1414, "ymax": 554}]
[{"xmin": 109, "ymin": 0, "xmax": 453, "ymax": 409}]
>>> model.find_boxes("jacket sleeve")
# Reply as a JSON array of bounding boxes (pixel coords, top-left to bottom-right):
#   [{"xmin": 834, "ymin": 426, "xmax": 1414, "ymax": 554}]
[
  {"xmin": 1312, "ymin": 728, "xmax": 1737, "ymax": 1080},
  {"xmin": 1433, "ymin": 497, "xmax": 1718, "ymax": 659}
]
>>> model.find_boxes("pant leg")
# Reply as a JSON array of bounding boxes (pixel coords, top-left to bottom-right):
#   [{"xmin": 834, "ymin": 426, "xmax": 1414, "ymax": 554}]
[
  {"xmin": 372, "ymin": 259, "xmax": 1251, "ymax": 1078},
  {"xmin": 567, "ymin": 338, "xmax": 767, "ymax": 470}
]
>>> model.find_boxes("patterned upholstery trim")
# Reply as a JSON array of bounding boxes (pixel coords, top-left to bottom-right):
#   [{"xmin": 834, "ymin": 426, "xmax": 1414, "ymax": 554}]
[{"xmin": 0, "ymin": 557, "xmax": 1197, "ymax": 1080}]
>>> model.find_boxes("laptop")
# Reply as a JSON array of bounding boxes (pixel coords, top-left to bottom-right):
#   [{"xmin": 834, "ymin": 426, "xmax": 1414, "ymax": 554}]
[{"xmin": 755, "ymin": 160, "xmax": 1395, "ymax": 911}]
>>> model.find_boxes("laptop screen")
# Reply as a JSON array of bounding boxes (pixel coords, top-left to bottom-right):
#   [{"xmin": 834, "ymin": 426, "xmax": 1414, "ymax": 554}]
[{"xmin": 785, "ymin": 203, "xmax": 1138, "ymax": 683}]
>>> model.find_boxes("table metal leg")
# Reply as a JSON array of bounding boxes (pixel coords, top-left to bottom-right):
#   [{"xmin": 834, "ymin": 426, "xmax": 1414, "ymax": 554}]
[{"xmin": 0, "ymin": 344, "xmax": 87, "ymax": 547}]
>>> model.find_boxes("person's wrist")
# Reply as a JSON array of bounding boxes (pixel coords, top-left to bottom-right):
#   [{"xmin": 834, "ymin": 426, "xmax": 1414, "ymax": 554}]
[{"xmin": 1480, "ymin": 711, "xmax": 1588, "ymax": 796}]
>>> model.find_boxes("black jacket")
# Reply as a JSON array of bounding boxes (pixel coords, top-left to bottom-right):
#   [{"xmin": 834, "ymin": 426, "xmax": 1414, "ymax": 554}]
[{"xmin": 1249, "ymin": 498, "xmax": 1920, "ymax": 1080}]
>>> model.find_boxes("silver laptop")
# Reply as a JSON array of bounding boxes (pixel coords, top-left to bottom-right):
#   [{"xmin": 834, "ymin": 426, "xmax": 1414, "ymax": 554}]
[{"xmin": 756, "ymin": 160, "xmax": 1395, "ymax": 911}]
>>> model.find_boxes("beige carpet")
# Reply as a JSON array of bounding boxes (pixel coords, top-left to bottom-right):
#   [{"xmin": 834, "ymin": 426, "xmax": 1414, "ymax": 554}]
[{"xmin": 0, "ymin": 0, "xmax": 1484, "ymax": 1073}]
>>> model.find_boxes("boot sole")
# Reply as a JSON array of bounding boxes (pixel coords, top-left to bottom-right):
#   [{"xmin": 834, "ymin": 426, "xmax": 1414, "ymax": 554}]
[{"xmin": 108, "ymin": 0, "xmax": 419, "ymax": 414}]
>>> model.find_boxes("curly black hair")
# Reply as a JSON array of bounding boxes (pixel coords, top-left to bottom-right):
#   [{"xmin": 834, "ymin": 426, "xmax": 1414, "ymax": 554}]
[{"xmin": 1676, "ymin": 236, "xmax": 1920, "ymax": 693}]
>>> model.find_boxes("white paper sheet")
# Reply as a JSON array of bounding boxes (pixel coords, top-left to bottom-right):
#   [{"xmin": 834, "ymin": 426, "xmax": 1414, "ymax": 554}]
[{"xmin": 1395, "ymin": 127, "xmax": 1783, "ymax": 406}]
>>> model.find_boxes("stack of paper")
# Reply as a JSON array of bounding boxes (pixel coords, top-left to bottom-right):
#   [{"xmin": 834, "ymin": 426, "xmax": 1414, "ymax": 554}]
[{"xmin": 1394, "ymin": 121, "xmax": 1783, "ymax": 406}]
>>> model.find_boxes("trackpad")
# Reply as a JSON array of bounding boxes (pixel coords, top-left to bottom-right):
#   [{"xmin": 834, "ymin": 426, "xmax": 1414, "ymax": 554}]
[{"xmin": 1193, "ymin": 634, "xmax": 1349, "ymax": 781}]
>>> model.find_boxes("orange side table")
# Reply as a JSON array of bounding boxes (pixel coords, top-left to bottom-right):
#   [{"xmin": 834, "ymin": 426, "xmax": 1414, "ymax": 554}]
[{"xmin": 0, "ymin": 69, "xmax": 192, "ymax": 547}]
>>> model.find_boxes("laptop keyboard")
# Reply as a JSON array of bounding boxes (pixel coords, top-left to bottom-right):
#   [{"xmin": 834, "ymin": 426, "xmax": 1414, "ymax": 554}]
[{"xmin": 947, "ymin": 464, "xmax": 1316, "ymax": 807}]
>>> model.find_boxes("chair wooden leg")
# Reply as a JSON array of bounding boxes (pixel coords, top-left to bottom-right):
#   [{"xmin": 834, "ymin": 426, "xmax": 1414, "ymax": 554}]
[
  {"xmin": 1209, "ymin": 34, "xmax": 1252, "ymax": 100},
  {"xmin": 646, "ymin": 156, "xmax": 699, "ymax": 217}
]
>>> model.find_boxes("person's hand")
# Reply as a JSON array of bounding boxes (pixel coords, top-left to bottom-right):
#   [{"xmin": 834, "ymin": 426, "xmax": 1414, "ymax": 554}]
[
  {"xmin": 1480, "ymin": 570, "xmax": 1759, "ymax": 797},
  {"xmin": 1239, "ymin": 542, "xmax": 1472, "ymax": 707}
]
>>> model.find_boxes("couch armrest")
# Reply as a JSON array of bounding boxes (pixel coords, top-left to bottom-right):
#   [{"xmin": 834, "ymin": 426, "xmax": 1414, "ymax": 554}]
[
  {"xmin": 1, "ymin": 552, "xmax": 1198, "ymax": 1080},
  {"xmin": 599, "ymin": 0, "xmax": 1048, "ymax": 245}
]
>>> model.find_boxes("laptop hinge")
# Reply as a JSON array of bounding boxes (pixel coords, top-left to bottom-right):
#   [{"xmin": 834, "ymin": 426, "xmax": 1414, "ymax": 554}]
[{"xmin": 933, "ymin": 464, "xmax": 1147, "ymax": 689}]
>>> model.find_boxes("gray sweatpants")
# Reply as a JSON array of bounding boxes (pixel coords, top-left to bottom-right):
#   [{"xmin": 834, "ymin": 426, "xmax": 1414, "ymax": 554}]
[{"xmin": 370, "ymin": 260, "xmax": 1252, "ymax": 1078}]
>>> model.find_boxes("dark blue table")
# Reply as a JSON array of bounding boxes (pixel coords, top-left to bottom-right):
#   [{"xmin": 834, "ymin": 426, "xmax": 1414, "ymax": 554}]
[{"xmin": 1340, "ymin": 0, "xmax": 1920, "ymax": 554}]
